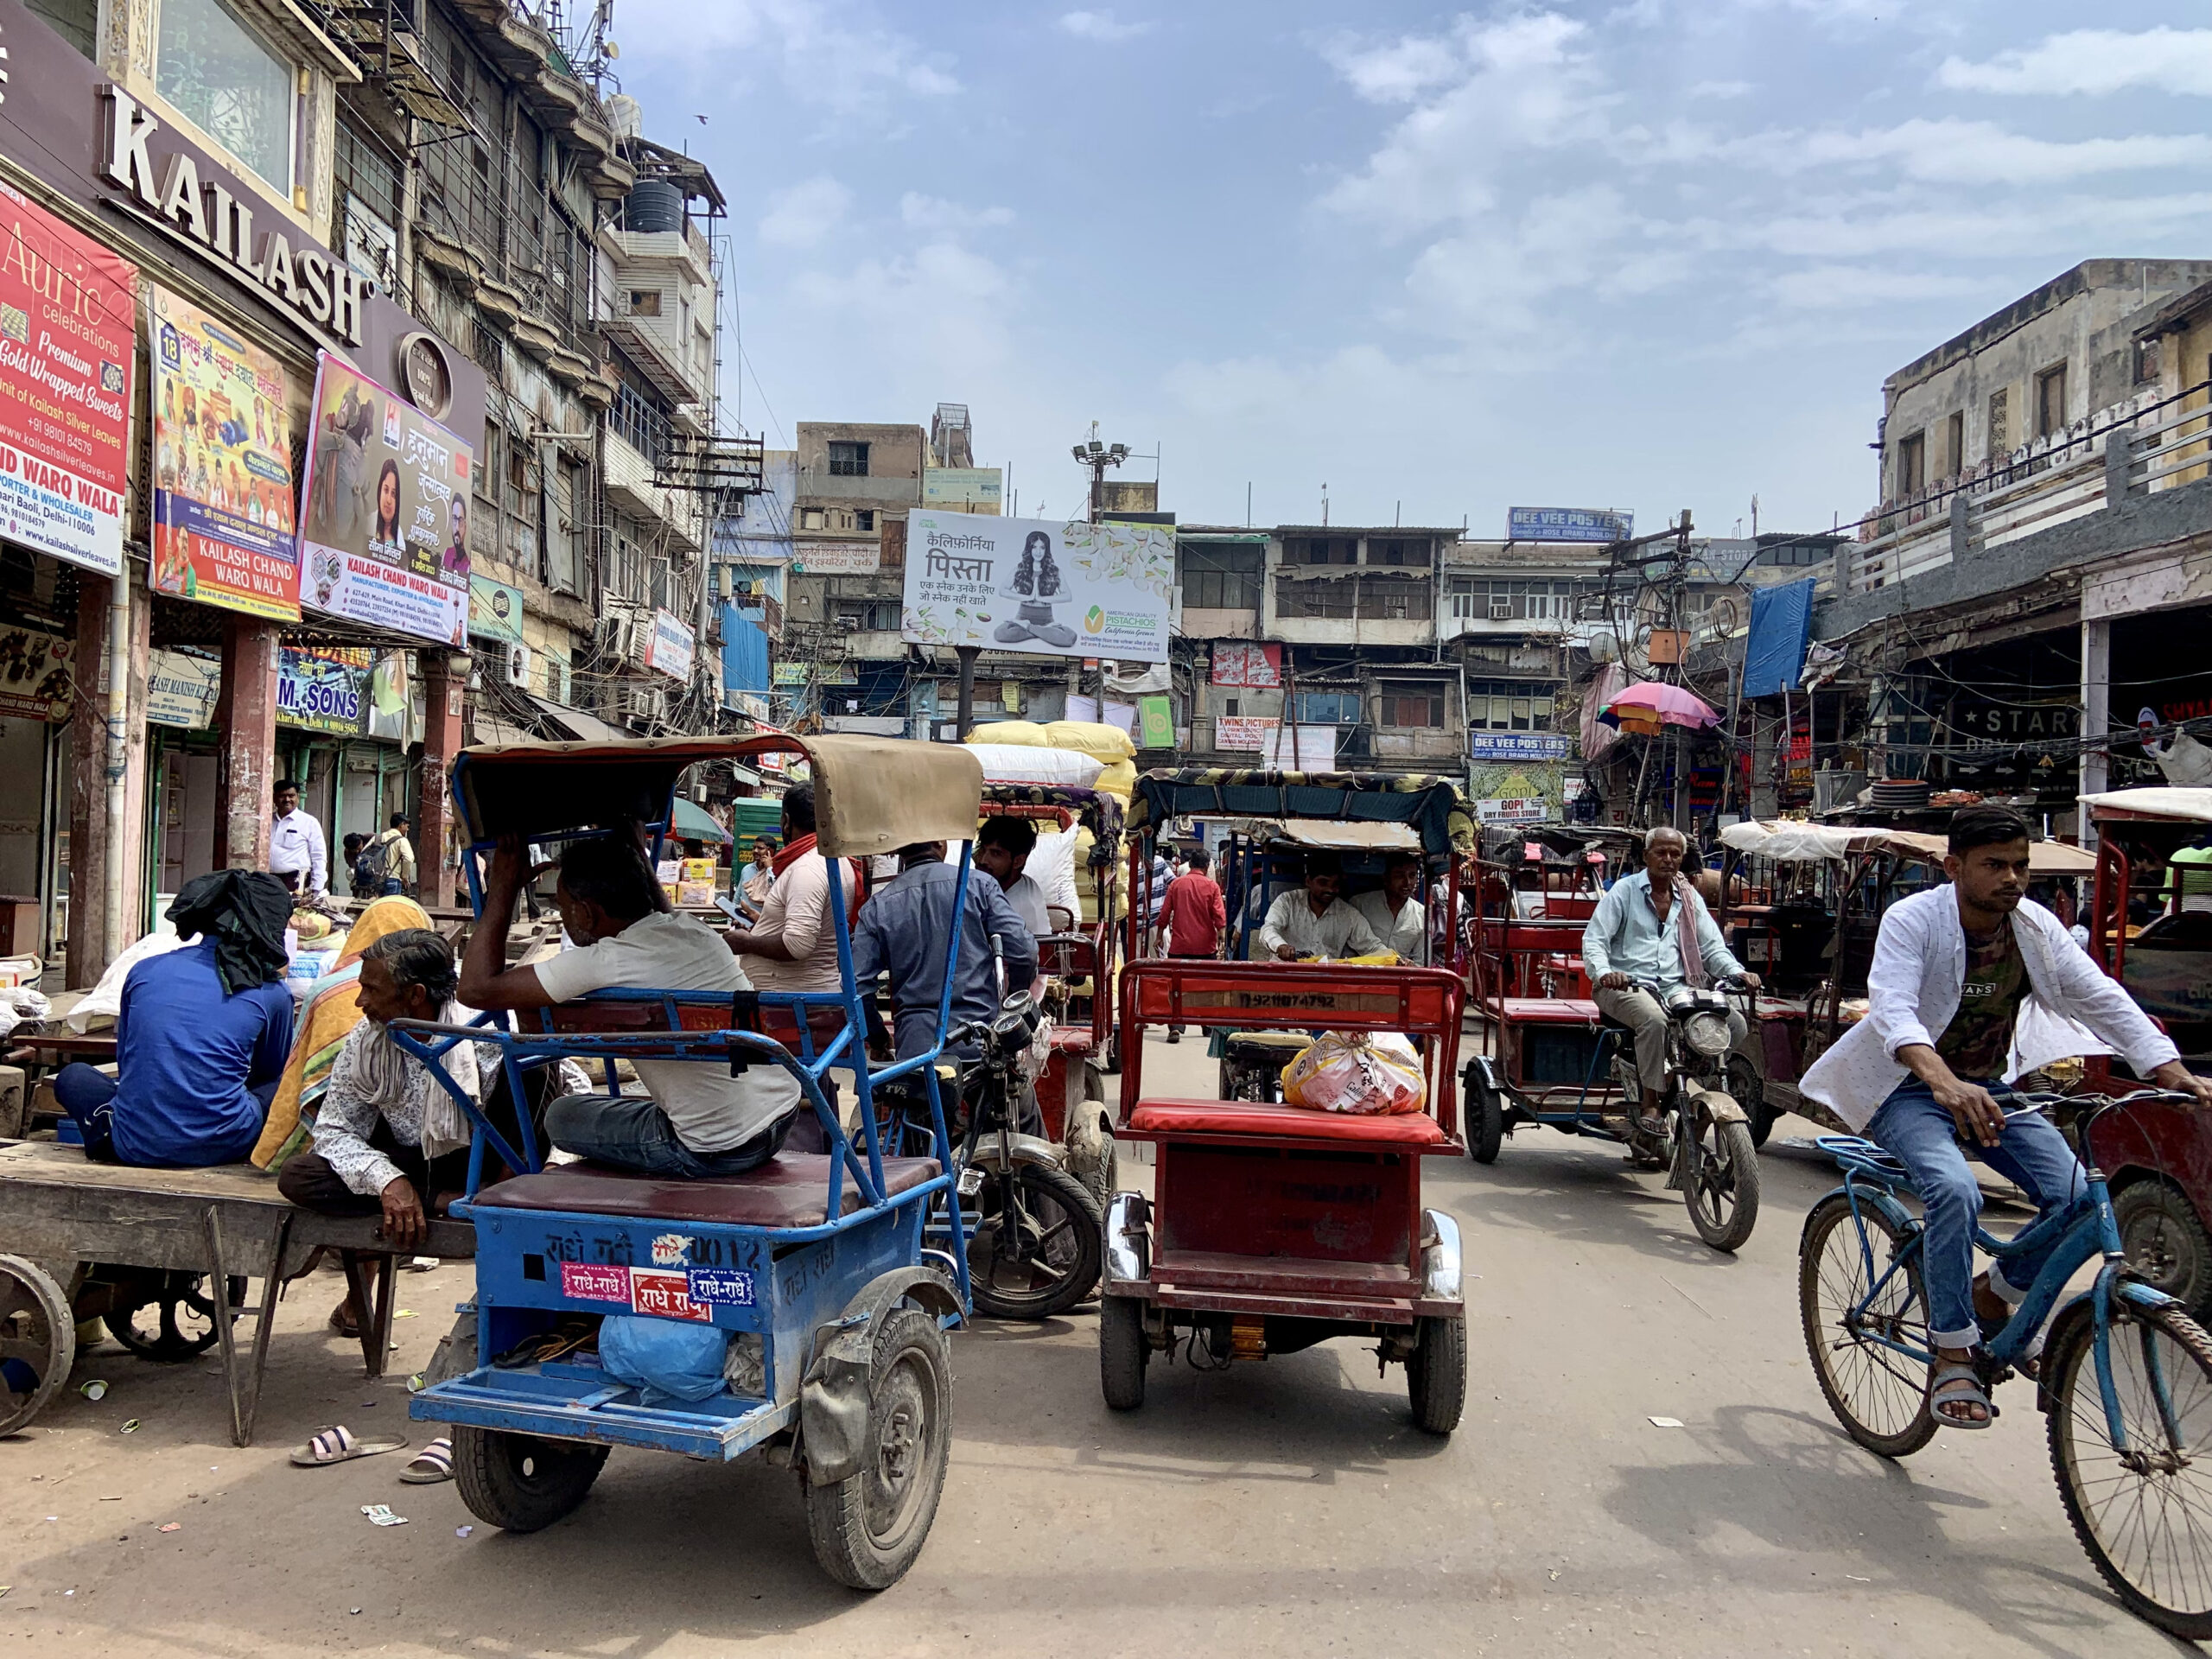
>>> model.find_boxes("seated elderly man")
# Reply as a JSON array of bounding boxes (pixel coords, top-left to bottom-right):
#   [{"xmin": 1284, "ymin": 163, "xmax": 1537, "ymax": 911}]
[
  {"xmin": 1258, "ymin": 853, "xmax": 1383, "ymax": 962},
  {"xmin": 461, "ymin": 830, "xmax": 803, "ymax": 1179},
  {"xmin": 277, "ymin": 930, "xmax": 536, "ymax": 1312},
  {"xmin": 54, "ymin": 871, "xmax": 294, "ymax": 1166}
]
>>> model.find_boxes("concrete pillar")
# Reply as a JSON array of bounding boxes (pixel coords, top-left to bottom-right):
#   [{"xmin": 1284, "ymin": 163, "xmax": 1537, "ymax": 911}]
[
  {"xmin": 418, "ymin": 651, "xmax": 468, "ymax": 906},
  {"xmin": 2081, "ymin": 616, "xmax": 2111, "ymax": 846},
  {"xmin": 213, "ymin": 615, "xmax": 280, "ymax": 872}
]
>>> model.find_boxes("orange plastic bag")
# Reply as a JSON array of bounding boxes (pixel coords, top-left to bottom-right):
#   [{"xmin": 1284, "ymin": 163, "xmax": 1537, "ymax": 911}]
[{"xmin": 1280, "ymin": 1032, "xmax": 1427, "ymax": 1116}]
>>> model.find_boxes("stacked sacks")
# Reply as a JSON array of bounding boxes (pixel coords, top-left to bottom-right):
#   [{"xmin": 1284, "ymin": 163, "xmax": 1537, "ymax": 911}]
[{"xmin": 1044, "ymin": 721, "xmax": 1137, "ymax": 800}]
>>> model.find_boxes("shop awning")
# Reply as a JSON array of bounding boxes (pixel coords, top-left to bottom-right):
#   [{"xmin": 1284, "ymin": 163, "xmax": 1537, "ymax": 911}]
[{"xmin": 526, "ymin": 695, "xmax": 634, "ymax": 745}]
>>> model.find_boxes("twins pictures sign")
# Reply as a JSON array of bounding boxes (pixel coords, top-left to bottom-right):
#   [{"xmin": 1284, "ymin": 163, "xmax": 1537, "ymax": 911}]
[{"xmin": 901, "ymin": 512, "xmax": 1173, "ymax": 664}]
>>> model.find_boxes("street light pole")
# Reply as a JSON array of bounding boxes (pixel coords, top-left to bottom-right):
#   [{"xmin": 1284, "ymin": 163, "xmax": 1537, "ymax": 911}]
[{"xmin": 1070, "ymin": 427, "xmax": 1131, "ymax": 724}]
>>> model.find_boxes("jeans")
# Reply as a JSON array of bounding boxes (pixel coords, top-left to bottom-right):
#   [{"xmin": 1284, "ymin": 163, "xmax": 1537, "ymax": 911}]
[
  {"xmin": 543, "ymin": 1092, "xmax": 794, "ymax": 1179},
  {"xmin": 54, "ymin": 1064, "xmax": 277, "ymax": 1165},
  {"xmin": 1866, "ymin": 1077, "xmax": 2086, "ymax": 1351}
]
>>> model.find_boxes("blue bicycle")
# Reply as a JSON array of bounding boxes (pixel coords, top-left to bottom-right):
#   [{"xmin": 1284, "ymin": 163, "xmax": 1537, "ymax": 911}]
[{"xmin": 1800, "ymin": 1089, "xmax": 2212, "ymax": 1638}]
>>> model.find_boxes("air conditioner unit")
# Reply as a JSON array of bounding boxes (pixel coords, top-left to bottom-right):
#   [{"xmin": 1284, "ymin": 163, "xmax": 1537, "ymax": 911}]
[
  {"xmin": 1488, "ymin": 600, "xmax": 1514, "ymax": 620},
  {"xmin": 615, "ymin": 684, "xmax": 665, "ymax": 725},
  {"xmin": 503, "ymin": 641, "xmax": 531, "ymax": 686}
]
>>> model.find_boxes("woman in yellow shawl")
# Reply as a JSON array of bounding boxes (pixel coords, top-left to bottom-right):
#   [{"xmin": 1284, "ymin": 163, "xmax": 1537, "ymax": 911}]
[{"xmin": 251, "ymin": 896, "xmax": 435, "ymax": 1170}]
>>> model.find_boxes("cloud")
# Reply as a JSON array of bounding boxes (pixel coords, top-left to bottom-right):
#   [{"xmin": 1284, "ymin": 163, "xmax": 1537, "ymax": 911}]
[
  {"xmin": 1766, "ymin": 266, "xmax": 1993, "ymax": 310},
  {"xmin": 1689, "ymin": 79, "xmax": 1751, "ymax": 100},
  {"xmin": 1748, "ymin": 192, "xmax": 2212, "ymax": 259},
  {"xmin": 757, "ymin": 176, "xmax": 852, "ymax": 247},
  {"xmin": 1059, "ymin": 10, "xmax": 1153, "ymax": 43},
  {"xmin": 615, "ymin": 0, "xmax": 957, "ymax": 115},
  {"xmin": 1939, "ymin": 29, "xmax": 2212, "ymax": 97},
  {"xmin": 1762, "ymin": 118, "xmax": 2212, "ymax": 184},
  {"xmin": 788, "ymin": 241, "xmax": 1020, "ymax": 378},
  {"xmin": 899, "ymin": 193, "xmax": 1015, "ymax": 232}
]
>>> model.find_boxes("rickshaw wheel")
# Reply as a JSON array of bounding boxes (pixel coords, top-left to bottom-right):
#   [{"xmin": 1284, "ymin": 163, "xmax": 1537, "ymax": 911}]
[
  {"xmin": 0, "ymin": 1254, "xmax": 74, "ymax": 1436},
  {"xmin": 1408, "ymin": 1315, "xmax": 1466, "ymax": 1434},
  {"xmin": 1099, "ymin": 1295, "xmax": 1147, "ymax": 1410},
  {"xmin": 102, "ymin": 1272, "xmax": 247, "ymax": 1362},
  {"xmin": 2113, "ymin": 1180, "xmax": 2212, "ymax": 1320},
  {"xmin": 451, "ymin": 1426, "xmax": 610, "ymax": 1533},
  {"xmin": 1465, "ymin": 1065, "xmax": 1504, "ymax": 1165},
  {"xmin": 806, "ymin": 1307, "xmax": 952, "ymax": 1590},
  {"xmin": 1730, "ymin": 1058, "xmax": 1778, "ymax": 1149}
]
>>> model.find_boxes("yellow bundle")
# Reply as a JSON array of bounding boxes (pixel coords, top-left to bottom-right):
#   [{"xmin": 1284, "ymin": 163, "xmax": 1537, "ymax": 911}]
[
  {"xmin": 1281, "ymin": 1031, "xmax": 1427, "ymax": 1116},
  {"xmin": 966, "ymin": 720, "xmax": 1050, "ymax": 747},
  {"xmin": 1043, "ymin": 720, "xmax": 1135, "ymax": 762},
  {"xmin": 1095, "ymin": 759, "xmax": 1138, "ymax": 798}
]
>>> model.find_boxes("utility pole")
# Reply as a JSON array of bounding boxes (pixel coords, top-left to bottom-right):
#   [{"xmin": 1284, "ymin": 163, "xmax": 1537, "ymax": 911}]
[{"xmin": 1071, "ymin": 425, "xmax": 1131, "ymax": 723}]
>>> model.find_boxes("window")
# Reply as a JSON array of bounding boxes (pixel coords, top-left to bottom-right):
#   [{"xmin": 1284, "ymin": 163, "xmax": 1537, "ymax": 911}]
[
  {"xmin": 156, "ymin": 0, "xmax": 295, "ymax": 192},
  {"xmin": 1987, "ymin": 388, "xmax": 2010, "ymax": 458},
  {"xmin": 1220, "ymin": 696, "xmax": 1241, "ymax": 717},
  {"xmin": 1946, "ymin": 410, "xmax": 1965, "ymax": 480},
  {"xmin": 1447, "ymin": 578, "xmax": 1580, "ymax": 621},
  {"xmin": 2137, "ymin": 337, "xmax": 2164, "ymax": 386},
  {"xmin": 1370, "ymin": 538, "xmax": 1427, "ymax": 566},
  {"xmin": 1897, "ymin": 430, "xmax": 1926, "ymax": 496},
  {"xmin": 1468, "ymin": 679, "xmax": 1548, "ymax": 732},
  {"xmin": 1357, "ymin": 575, "xmax": 1433, "ymax": 620},
  {"xmin": 836, "ymin": 599, "xmax": 899, "ymax": 631},
  {"xmin": 1180, "ymin": 543, "xmax": 1263, "ymax": 610},
  {"xmin": 610, "ymin": 383, "xmax": 672, "ymax": 465},
  {"xmin": 1278, "ymin": 576, "xmax": 1356, "ymax": 619},
  {"xmin": 2036, "ymin": 363, "xmax": 2069, "ymax": 438},
  {"xmin": 629, "ymin": 289, "xmax": 663, "ymax": 317},
  {"xmin": 1295, "ymin": 690, "xmax": 1360, "ymax": 724},
  {"xmin": 828, "ymin": 441, "xmax": 870, "ymax": 477},
  {"xmin": 1379, "ymin": 683, "xmax": 1445, "ymax": 728},
  {"xmin": 803, "ymin": 509, "xmax": 825, "ymax": 531},
  {"xmin": 1294, "ymin": 537, "xmax": 1352, "ymax": 565},
  {"xmin": 855, "ymin": 510, "xmax": 875, "ymax": 532}
]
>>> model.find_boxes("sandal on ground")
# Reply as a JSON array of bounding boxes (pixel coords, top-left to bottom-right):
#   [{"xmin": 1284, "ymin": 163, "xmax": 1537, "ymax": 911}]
[
  {"xmin": 399, "ymin": 1437, "xmax": 454, "ymax": 1484},
  {"xmin": 328, "ymin": 1303, "xmax": 361, "ymax": 1339},
  {"xmin": 291, "ymin": 1424, "xmax": 410, "ymax": 1466},
  {"xmin": 1932, "ymin": 1360, "xmax": 1996, "ymax": 1430}
]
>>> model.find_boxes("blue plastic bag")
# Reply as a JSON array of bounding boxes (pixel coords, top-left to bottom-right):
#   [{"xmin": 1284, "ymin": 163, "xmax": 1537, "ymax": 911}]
[{"xmin": 596, "ymin": 1315, "xmax": 729, "ymax": 1405}]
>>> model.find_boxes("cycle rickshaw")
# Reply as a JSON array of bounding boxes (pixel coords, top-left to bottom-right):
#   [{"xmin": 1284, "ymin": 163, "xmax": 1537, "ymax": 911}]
[{"xmin": 398, "ymin": 734, "xmax": 979, "ymax": 1589}]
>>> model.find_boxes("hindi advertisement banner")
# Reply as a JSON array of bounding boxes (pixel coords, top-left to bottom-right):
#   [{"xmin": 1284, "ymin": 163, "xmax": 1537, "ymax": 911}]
[
  {"xmin": 791, "ymin": 540, "xmax": 879, "ymax": 574},
  {"xmin": 1210, "ymin": 642, "xmax": 1281, "ymax": 688},
  {"xmin": 149, "ymin": 285, "xmax": 298, "ymax": 619},
  {"xmin": 276, "ymin": 645, "xmax": 371, "ymax": 734},
  {"xmin": 0, "ymin": 185, "xmax": 134, "ymax": 577},
  {"xmin": 297, "ymin": 351, "xmax": 471, "ymax": 645},
  {"xmin": 902, "ymin": 512, "xmax": 1173, "ymax": 664}
]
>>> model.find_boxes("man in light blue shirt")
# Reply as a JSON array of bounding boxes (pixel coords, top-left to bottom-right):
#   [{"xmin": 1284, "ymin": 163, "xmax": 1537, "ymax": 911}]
[{"xmin": 1582, "ymin": 827, "xmax": 1757, "ymax": 1132}]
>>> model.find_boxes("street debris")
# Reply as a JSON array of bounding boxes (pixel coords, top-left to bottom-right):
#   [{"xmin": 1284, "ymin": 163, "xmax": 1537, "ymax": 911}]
[
  {"xmin": 119, "ymin": 1419, "xmax": 141, "ymax": 1433},
  {"xmin": 455, "ymin": 1525, "xmax": 473, "ymax": 1538},
  {"xmin": 79, "ymin": 1380, "xmax": 107, "ymax": 1401},
  {"xmin": 157, "ymin": 1523, "xmax": 180, "ymax": 1533},
  {"xmin": 359, "ymin": 1504, "xmax": 408, "ymax": 1527},
  {"xmin": 1647, "ymin": 1416, "xmax": 1684, "ymax": 1428}
]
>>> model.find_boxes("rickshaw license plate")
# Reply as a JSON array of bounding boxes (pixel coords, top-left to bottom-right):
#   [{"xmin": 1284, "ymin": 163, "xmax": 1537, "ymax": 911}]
[{"xmin": 957, "ymin": 1167, "xmax": 985, "ymax": 1198}]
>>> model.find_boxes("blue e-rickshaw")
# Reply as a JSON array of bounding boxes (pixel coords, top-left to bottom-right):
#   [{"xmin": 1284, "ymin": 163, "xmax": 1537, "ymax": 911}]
[{"xmin": 397, "ymin": 734, "xmax": 983, "ymax": 1589}]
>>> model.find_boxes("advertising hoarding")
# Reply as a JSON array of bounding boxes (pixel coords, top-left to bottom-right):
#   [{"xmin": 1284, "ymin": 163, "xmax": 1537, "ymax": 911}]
[
  {"xmin": 790, "ymin": 540, "xmax": 880, "ymax": 574},
  {"xmin": 644, "ymin": 608, "xmax": 695, "ymax": 682},
  {"xmin": 468, "ymin": 575, "xmax": 524, "ymax": 643},
  {"xmin": 1210, "ymin": 643, "xmax": 1281, "ymax": 688},
  {"xmin": 1508, "ymin": 506, "xmax": 1632, "ymax": 543},
  {"xmin": 148, "ymin": 285, "xmax": 299, "ymax": 619},
  {"xmin": 1467, "ymin": 731, "xmax": 1571, "ymax": 760},
  {"xmin": 276, "ymin": 645, "xmax": 371, "ymax": 734},
  {"xmin": 902, "ymin": 512, "xmax": 1173, "ymax": 664},
  {"xmin": 0, "ymin": 182, "xmax": 134, "ymax": 576},
  {"xmin": 0, "ymin": 625, "xmax": 73, "ymax": 720},
  {"xmin": 297, "ymin": 351, "xmax": 473, "ymax": 645},
  {"xmin": 921, "ymin": 467, "xmax": 1002, "ymax": 513}
]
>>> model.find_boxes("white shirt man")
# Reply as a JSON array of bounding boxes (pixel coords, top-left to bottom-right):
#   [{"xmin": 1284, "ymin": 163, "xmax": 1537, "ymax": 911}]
[
  {"xmin": 1350, "ymin": 855, "xmax": 1428, "ymax": 965},
  {"xmin": 734, "ymin": 846, "xmax": 857, "ymax": 995},
  {"xmin": 1257, "ymin": 861, "xmax": 1383, "ymax": 961},
  {"xmin": 268, "ymin": 781, "xmax": 327, "ymax": 896}
]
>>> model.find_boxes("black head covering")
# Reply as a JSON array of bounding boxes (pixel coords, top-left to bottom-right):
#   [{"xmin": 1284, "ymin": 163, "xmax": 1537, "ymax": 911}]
[{"xmin": 167, "ymin": 870, "xmax": 293, "ymax": 995}]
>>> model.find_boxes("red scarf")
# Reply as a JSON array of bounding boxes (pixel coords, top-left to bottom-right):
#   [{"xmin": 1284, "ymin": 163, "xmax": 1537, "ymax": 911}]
[{"xmin": 773, "ymin": 833, "xmax": 867, "ymax": 914}]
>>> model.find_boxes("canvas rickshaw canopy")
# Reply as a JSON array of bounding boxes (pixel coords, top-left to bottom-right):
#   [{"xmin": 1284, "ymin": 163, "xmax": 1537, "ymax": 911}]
[
  {"xmin": 1127, "ymin": 768, "xmax": 1476, "ymax": 859},
  {"xmin": 452, "ymin": 734, "xmax": 985, "ymax": 861},
  {"xmin": 1720, "ymin": 817, "xmax": 2097, "ymax": 874}
]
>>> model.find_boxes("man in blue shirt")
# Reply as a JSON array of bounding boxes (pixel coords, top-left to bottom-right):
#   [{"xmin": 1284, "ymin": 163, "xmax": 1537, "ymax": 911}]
[
  {"xmin": 1581, "ymin": 827, "xmax": 1758, "ymax": 1135},
  {"xmin": 54, "ymin": 871, "xmax": 296, "ymax": 1166},
  {"xmin": 850, "ymin": 840, "xmax": 1036, "ymax": 1062}
]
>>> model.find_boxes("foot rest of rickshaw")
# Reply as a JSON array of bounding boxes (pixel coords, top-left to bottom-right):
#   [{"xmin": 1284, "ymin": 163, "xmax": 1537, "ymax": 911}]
[
  {"xmin": 1125, "ymin": 1099, "xmax": 1451, "ymax": 1147},
  {"xmin": 468, "ymin": 1154, "xmax": 944, "ymax": 1230}
]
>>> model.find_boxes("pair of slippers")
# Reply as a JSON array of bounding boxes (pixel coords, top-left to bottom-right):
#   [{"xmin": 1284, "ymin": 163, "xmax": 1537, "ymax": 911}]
[{"xmin": 289, "ymin": 1423, "xmax": 453, "ymax": 1483}]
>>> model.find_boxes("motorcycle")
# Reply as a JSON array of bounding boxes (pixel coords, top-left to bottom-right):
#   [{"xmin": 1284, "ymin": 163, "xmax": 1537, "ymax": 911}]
[{"xmin": 1609, "ymin": 976, "xmax": 1763, "ymax": 1251}]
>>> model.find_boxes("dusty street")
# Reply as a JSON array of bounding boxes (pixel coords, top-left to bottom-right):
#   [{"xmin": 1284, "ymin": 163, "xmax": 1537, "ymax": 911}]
[{"xmin": 0, "ymin": 1033, "xmax": 2181, "ymax": 1657}]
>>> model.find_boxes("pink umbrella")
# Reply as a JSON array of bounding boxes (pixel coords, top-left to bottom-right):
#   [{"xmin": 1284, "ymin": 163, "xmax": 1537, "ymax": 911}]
[{"xmin": 1598, "ymin": 681, "xmax": 1719, "ymax": 733}]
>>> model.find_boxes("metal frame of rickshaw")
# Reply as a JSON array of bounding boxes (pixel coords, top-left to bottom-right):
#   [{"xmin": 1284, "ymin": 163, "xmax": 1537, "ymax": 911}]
[{"xmin": 398, "ymin": 734, "xmax": 979, "ymax": 1471}]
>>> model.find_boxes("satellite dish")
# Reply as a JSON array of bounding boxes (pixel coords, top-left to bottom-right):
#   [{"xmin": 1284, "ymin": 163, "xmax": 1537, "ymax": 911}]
[{"xmin": 605, "ymin": 40, "xmax": 620, "ymax": 58}]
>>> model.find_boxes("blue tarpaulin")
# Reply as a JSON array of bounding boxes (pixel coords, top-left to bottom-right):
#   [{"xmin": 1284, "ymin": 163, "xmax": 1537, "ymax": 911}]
[{"xmin": 1742, "ymin": 578, "xmax": 1815, "ymax": 696}]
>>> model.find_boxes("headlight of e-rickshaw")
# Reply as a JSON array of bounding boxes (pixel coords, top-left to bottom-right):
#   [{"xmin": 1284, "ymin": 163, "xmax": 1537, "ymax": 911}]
[{"xmin": 1682, "ymin": 1011, "xmax": 1732, "ymax": 1058}]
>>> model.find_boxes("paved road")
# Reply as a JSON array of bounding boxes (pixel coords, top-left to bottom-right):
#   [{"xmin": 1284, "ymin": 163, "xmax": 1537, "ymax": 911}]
[{"xmin": 0, "ymin": 1033, "xmax": 2186, "ymax": 1656}]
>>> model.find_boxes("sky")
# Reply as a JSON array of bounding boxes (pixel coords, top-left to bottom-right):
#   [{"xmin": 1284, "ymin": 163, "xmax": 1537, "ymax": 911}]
[{"xmin": 612, "ymin": 3, "xmax": 2212, "ymax": 541}]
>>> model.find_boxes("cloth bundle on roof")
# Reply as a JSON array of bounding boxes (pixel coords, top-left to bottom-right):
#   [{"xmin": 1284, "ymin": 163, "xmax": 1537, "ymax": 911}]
[{"xmin": 168, "ymin": 869, "xmax": 292, "ymax": 995}]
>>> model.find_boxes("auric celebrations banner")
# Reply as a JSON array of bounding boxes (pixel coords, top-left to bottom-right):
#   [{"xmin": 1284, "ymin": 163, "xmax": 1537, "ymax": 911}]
[
  {"xmin": 901, "ymin": 512, "xmax": 1173, "ymax": 664},
  {"xmin": 149, "ymin": 284, "xmax": 298, "ymax": 619},
  {"xmin": 298, "ymin": 352, "xmax": 473, "ymax": 645},
  {"xmin": 0, "ymin": 184, "xmax": 134, "ymax": 577}
]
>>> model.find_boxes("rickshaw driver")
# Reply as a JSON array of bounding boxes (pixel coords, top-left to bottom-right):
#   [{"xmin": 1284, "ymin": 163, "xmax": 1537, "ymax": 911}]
[
  {"xmin": 1259, "ymin": 854, "xmax": 1383, "ymax": 962},
  {"xmin": 1802, "ymin": 804, "xmax": 2212, "ymax": 1430},
  {"xmin": 459, "ymin": 832, "xmax": 804, "ymax": 1179},
  {"xmin": 1583, "ymin": 826, "xmax": 1761, "ymax": 1137}
]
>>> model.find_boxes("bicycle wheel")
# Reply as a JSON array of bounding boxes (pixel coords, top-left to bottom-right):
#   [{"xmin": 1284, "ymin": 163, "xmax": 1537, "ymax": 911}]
[
  {"xmin": 2048, "ymin": 1296, "xmax": 2212, "ymax": 1638},
  {"xmin": 1798, "ymin": 1192, "xmax": 1936, "ymax": 1457}
]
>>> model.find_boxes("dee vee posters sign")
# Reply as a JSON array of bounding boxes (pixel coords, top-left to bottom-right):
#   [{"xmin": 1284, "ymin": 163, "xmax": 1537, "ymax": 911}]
[{"xmin": 901, "ymin": 513, "xmax": 1173, "ymax": 664}]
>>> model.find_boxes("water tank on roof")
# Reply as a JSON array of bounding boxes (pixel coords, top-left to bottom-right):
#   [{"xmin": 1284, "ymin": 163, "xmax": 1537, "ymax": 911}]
[
  {"xmin": 625, "ymin": 179, "xmax": 684, "ymax": 234},
  {"xmin": 605, "ymin": 93, "xmax": 641, "ymax": 141}
]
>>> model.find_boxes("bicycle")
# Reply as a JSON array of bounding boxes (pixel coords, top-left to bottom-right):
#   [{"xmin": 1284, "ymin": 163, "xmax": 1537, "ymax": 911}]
[{"xmin": 1800, "ymin": 1088, "xmax": 2212, "ymax": 1638}]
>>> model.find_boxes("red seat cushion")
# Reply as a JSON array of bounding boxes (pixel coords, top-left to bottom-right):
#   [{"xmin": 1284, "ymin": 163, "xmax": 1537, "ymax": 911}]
[
  {"xmin": 1126, "ymin": 1099, "xmax": 1447, "ymax": 1145},
  {"xmin": 471, "ymin": 1153, "xmax": 941, "ymax": 1230}
]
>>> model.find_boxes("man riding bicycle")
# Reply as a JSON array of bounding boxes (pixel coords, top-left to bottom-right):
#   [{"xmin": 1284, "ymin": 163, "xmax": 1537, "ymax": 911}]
[{"xmin": 1802, "ymin": 804, "xmax": 2212, "ymax": 1430}]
